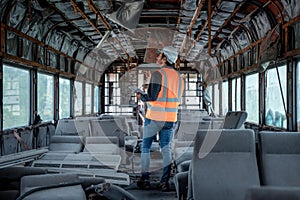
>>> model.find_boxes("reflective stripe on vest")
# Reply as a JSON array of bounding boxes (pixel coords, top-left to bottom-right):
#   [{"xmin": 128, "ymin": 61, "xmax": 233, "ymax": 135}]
[{"xmin": 146, "ymin": 67, "xmax": 183, "ymax": 122}]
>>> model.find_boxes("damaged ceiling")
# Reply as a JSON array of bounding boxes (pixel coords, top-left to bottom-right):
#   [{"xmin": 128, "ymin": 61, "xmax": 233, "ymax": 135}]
[{"xmin": 1, "ymin": 0, "xmax": 300, "ymax": 74}]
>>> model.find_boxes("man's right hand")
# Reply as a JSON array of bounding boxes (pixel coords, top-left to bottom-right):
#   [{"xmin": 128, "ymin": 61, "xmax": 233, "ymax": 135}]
[{"xmin": 134, "ymin": 88, "xmax": 145, "ymax": 95}]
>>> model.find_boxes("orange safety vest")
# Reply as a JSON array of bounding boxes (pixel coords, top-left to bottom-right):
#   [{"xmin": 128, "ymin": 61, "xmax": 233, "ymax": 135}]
[{"xmin": 146, "ymin": 67, "xmax": 184, "ymax": 122}]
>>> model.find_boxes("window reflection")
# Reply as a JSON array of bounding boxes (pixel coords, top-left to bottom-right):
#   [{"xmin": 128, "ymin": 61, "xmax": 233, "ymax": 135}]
[
  {"xmin": 38, "ymin": 73, "xmax": 54, "ymax": 121},
  {"xmin": 265, "ymin": 65, "xmax": 287, "ymax": 129},
  {"xmin": 59, "ymin": 78, "xmax": 70, "ymax": 118},
  {"xmin": 246, "ymin": 73, "xmax": 259, "ymax": 123},
  {"xmin": 3, "ymin": 65, "xmax": 30, "ymax": 129}
]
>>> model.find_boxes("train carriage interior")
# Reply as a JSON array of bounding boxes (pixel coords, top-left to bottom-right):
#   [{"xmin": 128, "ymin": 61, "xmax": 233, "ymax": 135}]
[{"xmin": 0, "ymin": 0, "xmax": 300, "ymax": 199}]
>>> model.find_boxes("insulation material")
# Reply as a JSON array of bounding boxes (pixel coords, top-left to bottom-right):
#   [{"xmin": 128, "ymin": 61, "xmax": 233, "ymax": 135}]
[
  {"xmin": 252, "ymin": 11, "xmax": 271, "ymax": 39},
  {"xmin": 93, "ymin": 0, "xmax": 111, "ymax": 11},
  {"xmin": 234, "ymin": 30, "xmax": 250, "ymax": 49},
  {"xmin": 182, "ymin": 0, "xmax": 197, "ymax": 11},
  {"xmin": 0, "ymin": 0, "xmax": 11, "ymax": 21},
  {"xmin": 48, "ymin": 50, "xmax": 58, "ymax": 68},
  {"xmin": 213, "ymin": 12, "xmax": 231, "ymax": 21},
  {"xmin": 54, "ymin": 2, "xmax": 79, "ymax": 19},
  {"xmin": 60, "ymin": 56, "xmax": 67, "ymax": 71},
  {"xmin": 106, "ymin": 1, "xmax": 144, "ymax": 30},
  {"xmin": 7, "ymin": 1, "xmax": 26, "ymax": 28},
  {"xmin": 218, "ymin": 1, "xmax": 237, "ymax": 13},
  {"xmin": 6, "ymin": 2, "xmax": 26, "ymax": 55},
  {"xmin": 20, "ymin": 9, "xmax": 42, "ymax": 35},
  {"xmin": 60, "ymin": 36, "xmax": 71, "ymax": 54},
  {"xmin": 230, "ymin": 39, "xmax": 240, "ymax": 53},
  {"xmin": 48, "ymin": 30, "xmax": 66, "ymax": 50},
  {"xmin": 37, "ymin": 46, "xmax": 45, "ymax": 65},
  {"xmin": 76, "ymin": 46, "xmax": 89, "ymax": 62},
  {"xmin": 67, "ymin": 40, "xmax": 80, "ymax": 57},
  {"xmin": 84, "ymin": 50, "xmax": 101, "ymax": 70},
  {"xmin": 21, "ymin": 40, "xmax": 33, "ymax": 60},
  {"xmin": 76, "ymin": 62, "xmax": 87, "ymax": 76},
  {"xmin": 6, "ymin": 31, "xmax": 18, "ymax": 56},
  {"xmin": 72, "ymin": 19, "xmax": 93, "ymax": 31},
  {"xmin": 20, "ymin": 14, "xmax": 43, "ymax": 60},
  {"xmin": 281, "ymin": 0, "xmax": 300, "ymax": 21},
  {"xmin": 294, "ymin": 22, "xmax": 300, "ymax": 49},
  {"xmin": 258, "ymin": 25, "xmax": 280, "ymax": 66}
]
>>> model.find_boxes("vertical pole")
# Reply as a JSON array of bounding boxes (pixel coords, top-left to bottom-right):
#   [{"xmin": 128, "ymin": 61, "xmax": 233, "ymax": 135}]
[{"xmin": 208, "ymin": 0, "xmax": 212, "ymax": 56}]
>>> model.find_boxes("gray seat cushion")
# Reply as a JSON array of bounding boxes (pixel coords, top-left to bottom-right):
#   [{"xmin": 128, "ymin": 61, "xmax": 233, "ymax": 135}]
[{"xmin": 49, "ymin": 136, "xmax": 84, "ymax": 153}]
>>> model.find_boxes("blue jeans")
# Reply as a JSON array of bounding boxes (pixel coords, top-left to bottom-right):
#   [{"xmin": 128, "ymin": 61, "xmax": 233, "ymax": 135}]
[{"xmin": 141, "ymin": 118, "xmax": 175, "ymax": 183}]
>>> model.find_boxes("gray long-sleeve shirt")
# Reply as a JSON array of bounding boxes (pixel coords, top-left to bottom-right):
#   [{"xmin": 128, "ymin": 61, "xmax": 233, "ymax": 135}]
[{"xmin": 140, "ymin": 69, "xmax": 162, "ymax": 102}]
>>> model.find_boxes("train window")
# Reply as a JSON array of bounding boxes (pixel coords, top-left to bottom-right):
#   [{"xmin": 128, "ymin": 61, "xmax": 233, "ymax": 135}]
[
  {"xmin": 214, "ymin": 83, "xmax": 220, "ymax": 115},
  {"xmin": 85, "ymin": 83, "xmax": 92, "ymax": 114},
  {"xmin": 3, "ymin": 64, "xmax": 30, "ymax": 129},
  {"xmin": 297, "ymin": 61, "xmax": 300, "ymax": 131},
  {"xmin": 74, "ymin": 81, "xmax": 83, "ymax": 116},
  {"xmin": 94, "ymin": 86, "xmax": 99, "ymax": 113},
  {"xmin": 37, "ymin": 73, "xmax": 54, "ymax": 121},
  {"xmin": 294, "ymin": 22, "xmax": 300, "ymax": 49},
  {"xmin": 222, "ymin": 81, "xmax": 228, "ymax": 116},
  {"xmin": 104, "ymin": 73, "xmax": 132, "ymax": 115},
  {"xmin": 232, "ymin": 77, "xmax": 241, "ymax": 111},
  {"xmin": 59, "ymin": 77, "xmax": 71, "ymax": 118},
  {"xmin": 183, "ymin": 74, "xmax": 200, "ymax": 109},
  {"xmin": 265, "ymin": 65, "xmax": 287, "ymax": 128},
  {"xmin": 246, "ymin": 73, "xmax": 259, "ymax": 123}
]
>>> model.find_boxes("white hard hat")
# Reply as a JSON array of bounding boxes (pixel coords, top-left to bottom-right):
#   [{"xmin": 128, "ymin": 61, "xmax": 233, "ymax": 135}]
[{"xmin": 160, "ymin": 46, "xmax": 178, "ymax": 64}]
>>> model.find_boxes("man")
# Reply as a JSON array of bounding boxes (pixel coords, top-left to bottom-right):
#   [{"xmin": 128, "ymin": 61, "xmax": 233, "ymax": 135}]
[
  {"xmin": 201, "ymin": 81, "xmax": 216, "ymax": 117},
  {"xmin": 135, "ymin": 46, "xmax": 184, "ymax": 191}
]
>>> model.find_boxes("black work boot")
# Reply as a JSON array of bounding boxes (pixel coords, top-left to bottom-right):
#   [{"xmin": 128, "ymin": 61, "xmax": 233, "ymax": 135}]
[
  {"xmin": 159, "ymin": 181, "xmax": 169, "ymax": 192},
  {"xmin": 137, "ymin": 178, "xmax": 151, "ymax": 189}
]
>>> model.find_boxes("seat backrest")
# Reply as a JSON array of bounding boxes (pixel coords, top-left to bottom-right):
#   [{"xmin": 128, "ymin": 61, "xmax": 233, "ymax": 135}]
[
  {"xmin": 99, "ymin": 115, "xmax": 130, "ymax": 134},
  {"xmin": 259, "ymin": 131, "xmax": 300, "ymax": 186},
  {"xmin": 175, "ymin": 120, "xmax": 202, "ymax": 141},
  {"xmin": 190, "ymin": 129, "xmax": 260, "ymax": 200},
  {"xmin": 245, "ymin": 186, "xmax": 300, "ymax": 200},
  {"xmin": 223, "ymin": 111, "xmax": 248, "ymax": 129},
  {"xmin": 83, "ymin": 136, "xmax": 119, "ymax": 154},
  {"xmin": 85, "ymin": 136, "xmax": 119, "ymax": 145},
  {"xmin": 55, "ymin": 119, "xmax": 90, "ymax": 137},
  {"xmin": 49, "ymin": 135, "xmax": 84, "ymax": 153},
  {"xmin": 90, "ymin": 119, "xmax": 127, "ymax": 147},
  {"xmin": 177, "ymin": 109, "xmax": 209, "ymax": 122}
]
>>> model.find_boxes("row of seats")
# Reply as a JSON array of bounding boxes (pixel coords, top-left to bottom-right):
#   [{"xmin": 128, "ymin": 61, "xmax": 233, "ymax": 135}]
[
  {"xmin": 55, "ymin": 115, "xmax": 138, "ymax": 138},
  {"xmin": 48, "ymin": 135, "xmax": 121, "ymax": 154},
  {"xmin": 174, "ymin": 130, "xmax": 300, "ymax": 200},
  {"xmin": 174, "ymin": 111, "xmax": 248, "ymax": 144},
  {"xmin": 29, "ymin": 135, "xmax": 133, "ymax": 186},
  {"xmin": 1, "ymin": 123, "xmax": 56, "ymax": 155},
  {"xmin": 30, "ymin": 135, "xmax": 128, "ymax": 170}
]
